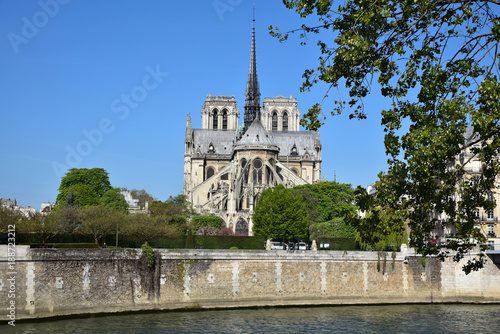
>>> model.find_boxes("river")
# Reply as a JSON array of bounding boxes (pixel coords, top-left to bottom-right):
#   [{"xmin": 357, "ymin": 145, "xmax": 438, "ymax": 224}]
[{"xmin": 3, "ymin": 304, "xmax": 499, "ymax": 333}]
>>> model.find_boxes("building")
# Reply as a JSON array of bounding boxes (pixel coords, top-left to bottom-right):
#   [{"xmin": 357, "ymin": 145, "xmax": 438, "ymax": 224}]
[
  {"xmin": 119, "ymin": 188, "xmax": 149, "ymax": 214},
  {"xmin": 1, "ymin": 198, "xmax": 36, "ymax": 217},
  {"xmin": 362, "ymin": 127, "xmax": 500, "ymax": 250},
  {"xmin": 436, "ymin": 127, "xmax": 500, "ymax": 249},
  {"xmin": 183, "ymin": 19, "xmax": 322, "ymax": 235}
]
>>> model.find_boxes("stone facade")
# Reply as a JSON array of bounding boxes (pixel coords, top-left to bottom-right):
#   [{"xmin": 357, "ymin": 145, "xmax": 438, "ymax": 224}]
[
  {"xmin": 1, "ymin": 246, "xmax": 499, "ymax": 321},
  {"xmin": 183, "ymin": 20, "xmax": 322, "ymax": 235}
]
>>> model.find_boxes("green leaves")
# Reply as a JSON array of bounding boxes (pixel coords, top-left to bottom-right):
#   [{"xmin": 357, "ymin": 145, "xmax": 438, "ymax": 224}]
[
  {"xmin": 274, "ymin": 0, "xmax": 500, "ymax": 272},
  {"xmin": 253, "ymin": 184, "xmax": 309, "ymax": 240},
  {"xmin": 55, "ymin": 168, "xmax": 112, "ymax": 209}
]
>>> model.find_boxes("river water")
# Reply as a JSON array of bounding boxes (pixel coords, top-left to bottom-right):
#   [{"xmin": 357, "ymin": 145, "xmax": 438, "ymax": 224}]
[{"xmin": 3, "ymin": 304, "xmax": 500, "ymax": 333}]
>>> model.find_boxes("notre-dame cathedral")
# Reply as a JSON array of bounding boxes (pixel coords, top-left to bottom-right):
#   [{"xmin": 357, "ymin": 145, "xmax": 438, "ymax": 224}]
[{"xmin": 183, "ymin": 18, "xmax": 322, "ymax": 235}]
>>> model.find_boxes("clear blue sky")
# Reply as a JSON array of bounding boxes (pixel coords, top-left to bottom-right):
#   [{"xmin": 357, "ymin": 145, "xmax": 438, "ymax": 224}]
[{"xmin": 0, "ymin": 0, "xmax": 389, "ymax": 209}]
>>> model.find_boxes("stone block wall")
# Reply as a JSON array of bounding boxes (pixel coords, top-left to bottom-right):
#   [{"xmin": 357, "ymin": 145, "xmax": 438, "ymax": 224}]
[{"xmin": 1, "ymin": 246, "xmax": 499, "ymax": 321}]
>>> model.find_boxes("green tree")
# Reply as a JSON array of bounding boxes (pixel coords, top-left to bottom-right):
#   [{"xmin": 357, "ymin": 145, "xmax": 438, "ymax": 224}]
[
  {"xmin": 79, "ymin": 205, "xmax": 122, "ymax": 244},
  {"xmin": 0, "ymin": 205, "xmax": 22, "ymax": 232},
  {"xmin": 129, "ymin": 189, "xmax": 156, "ymax": 207},
  {"xmin": 272, "ymin": 1, "xmax": 500, "ymax": 272},
  {"xmin": 191, "ymin": 215, "xmax": 223, "ymax": 230},
  {"xmin": 122, "ymin": 213, "xmax": 179, "ymax": 243},
  {"xmin": 53, "ymin": 206, "xmax": 81, "ymax": 233},
  {"xmin": 55, "ymin": 168, "xmax": 112, "ymax": 209},
  {"xmin": 347, "ymin": 180, "xmax": 408, "ymax": 251},
  {"xmin": 17, "ymin": 211, "xmax": 69, "ymax": 245},
  {"xmin": 100, "ymin": 188, "xmax": 129, "ymax": 213},
  {"xmin": 253, "ymin": 184, "xmax": 309, "ymax": 240},
  {"xmin": 149, "ymin": 194, "xmax": 194, "ymax": 229},
  {"xmin": 292, "ymin": 181, "xmax": 357, "ymax": 239}
]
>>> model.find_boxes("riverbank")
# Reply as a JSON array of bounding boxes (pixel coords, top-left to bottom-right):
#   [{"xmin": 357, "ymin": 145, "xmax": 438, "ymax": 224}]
[{"xmin": 1, "ymin": 245, "xmax": 499, "ymax": 322}]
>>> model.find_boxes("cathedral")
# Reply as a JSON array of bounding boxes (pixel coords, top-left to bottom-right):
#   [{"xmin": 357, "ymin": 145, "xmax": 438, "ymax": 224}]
[{"xmin": 183, "ymin": 18, "xmax": 322, "ymax": 235}]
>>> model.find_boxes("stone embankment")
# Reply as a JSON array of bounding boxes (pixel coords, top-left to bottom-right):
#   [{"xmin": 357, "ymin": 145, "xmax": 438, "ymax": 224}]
[{"xmin": 1, "ymin": 245, "xmax": 499, "ymax": 320}]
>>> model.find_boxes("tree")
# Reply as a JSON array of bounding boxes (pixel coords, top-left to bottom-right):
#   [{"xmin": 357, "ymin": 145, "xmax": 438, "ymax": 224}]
[
  {"xmin": 55, "ymin": 168, "xmax": 112, "ymax": 209},
  {"xmin": 292, "ymin": 181, "xmax": 357, "ymax": 239},
  {"xmin": 149, "ymin": 194, "xmax": 194, "ymax": 229},
  {"xmin": 17, "ymin": 211, "xmax": 68, "ymax": 245},
  {"xmin": 78, "ymin": 206, "xmax": 122, "ymax": 244},
  {"xmin": 272, "ymin": 1, "xmax": 500, "ymax": 273},
  {"xmin": 0, "ymin": 205, "xmax": 22, "ymax": 232},
  {"xmin": 122, "ymin": 213, "xmax": 179, "ymax": 243},
  {"xmin": 129, "ymin": 189, "xmax": 156, "ymax": 207},
  {"xmin": 191, "ymin": 215, "xmax": 223, "ymax": 230},
  {"xmin": 253, "ymin": 184, "xmax": 309, "ymax": 240},
  {"xmin": 53, "ymin": 206, "xmax": 81, "ymax": 233},
  {"xmin": 100, "ymin": 188, "xmax": 129, "ymax": 213}
]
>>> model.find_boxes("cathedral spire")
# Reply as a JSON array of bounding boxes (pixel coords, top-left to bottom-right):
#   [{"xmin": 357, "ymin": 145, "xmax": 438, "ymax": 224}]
[{"xmin": 243, "ymin": 10, "xmax": 261, "ymax": 130}]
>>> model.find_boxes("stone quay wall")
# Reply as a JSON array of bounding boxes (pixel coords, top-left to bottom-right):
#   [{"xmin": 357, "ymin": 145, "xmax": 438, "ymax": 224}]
[{"xmin": 1, "ymin": 245, "xmax": 499, "ymax": 320}]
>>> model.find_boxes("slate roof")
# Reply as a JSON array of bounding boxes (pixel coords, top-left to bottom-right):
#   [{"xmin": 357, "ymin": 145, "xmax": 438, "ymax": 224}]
[
  {"xmin": 272, "ymin": 131, "xmax": 317, "ymax": 157},
  {"xmin": 192, "ymin": 129, "xmax": 236, "ymax": 155},
  {"xmin": 236, "ymin": 119, "xmax": 277, "ymax": 148},
  {"xmin": 191, "ymin": 121, "xmax": 318, "ymax": 158}
]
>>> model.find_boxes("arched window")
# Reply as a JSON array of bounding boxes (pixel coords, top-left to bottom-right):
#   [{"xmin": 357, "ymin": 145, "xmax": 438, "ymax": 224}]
[
  {"xmin": 236, "ymin": 219, "xmax": 248, "ymax": 235},
  {"xmin": 283, "ymin": 112, "xmax": 288, "ymax": 132},
  {"xmin": 207, "ymin": 167, "xmax": 215, "ymax": 180},
  {"xmin": 291, "ymin": 168, "xmax": 299, "ymax": 175},
  {"xmin": 253, "ymin": 159, "xmax": 263, "ymax": 185},
  {"xmin": 272, "ymin": 111, "xmax": 278, "ymax": 131},
  {"xmin": 222, "ymin": 110, "xmax": 228, "ymax": 130},
  {"xmin": 213, "ymin": 109, "xmax": 218, "ymax": 129}
]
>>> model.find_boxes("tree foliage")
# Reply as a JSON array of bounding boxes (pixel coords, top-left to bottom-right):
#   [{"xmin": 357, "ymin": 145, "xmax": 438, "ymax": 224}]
[
  {"xmin": 78, "ymin": 205, "xmax": 123, "ymax": 244},
  {"xmin": 253, "ymin": 184, "xmax": 309, "ymax": 240},
  {"xmin": 129, "ymin": 189, "xmax": 156, "ymax": 207},
  {"xmin": 17, "ymin": 211, "xmax": 69, "ymax": 245},
  {"xmin": 292, "ymin": 181, "xmax": 357, "ymax": 239},
  {"xmin": 273, "ymin": 0, "xmax": 500, "ymax": 273},
  {"xmin": 0, "ymin": 205, "xmax": 22, "ymax": 232},
  {"xmin": 55, "ymin": 168, "xmax": 112, "ymax": 209},
  {"xmin": 100, "ymin": 188, "xmax": 129, "ymax": 213},
  {"xmin": 149, "ymin": 194, "xmax": 194, "ymax": 229},
  {"xmin": 122, "ymin": 213, "xmax": 179, "ymax": 243}
]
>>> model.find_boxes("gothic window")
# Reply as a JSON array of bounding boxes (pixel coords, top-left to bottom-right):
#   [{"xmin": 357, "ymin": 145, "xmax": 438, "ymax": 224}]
[
  {"xmin": 291, "ymin": 168, "xmax": 299, "ymax": 175},
  {"xmin": 221, "ymin": 173, "xmax": 228, "ymax": 180},
  {"xmin": 236, "ymin": 218, "xmax": 248, "ymax": 235},
  {"xmin": 207, "ymin": 167, "xmax": 215, "ymax": 180},
  {"xmin": 272, "ymin": 111, "xmax": 278, "ymax": 131},
  {"xmin": 253, "ymin": 159, "xmax": 263, "ymax": 185},
  {"xmin": 222, "ymin": 109, "xmax": 228, "ymax": 130},
  {"xmin": 283, "ymin": 112, "xmax": 288, "ymax": 132},
  {"xmin": 290, "ymin": 144, "xmax": 298, "ymax": 156},
  {"xmin": 213, "ymin": 109, "xmax": 218, "ymax": 129}
]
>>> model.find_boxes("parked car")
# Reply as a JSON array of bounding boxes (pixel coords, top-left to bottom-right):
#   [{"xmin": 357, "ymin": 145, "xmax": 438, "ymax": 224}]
[
  {"xmin": 297, "ymin": 242, "xmax": 307, "ymax": 250},
  {"xmin": 265, "ymin": 241, "xmax": 289, "ymax": 250}
]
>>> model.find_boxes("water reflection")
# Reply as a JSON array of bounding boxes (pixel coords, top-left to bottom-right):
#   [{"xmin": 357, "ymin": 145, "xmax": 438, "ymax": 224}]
[{"xmin": 3, "ymin": 304, "xmax": 500, "ymax": 334}]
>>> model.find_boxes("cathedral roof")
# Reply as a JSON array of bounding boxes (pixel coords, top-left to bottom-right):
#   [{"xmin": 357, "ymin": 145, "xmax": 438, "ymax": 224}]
[
  {"xmin": 192, "ymin": 129, "xmax": 235, "ymax": 156},
  {"xmin": 272, "ymin": 131, "xmax": 319, "ymax": 158},
  {"xmin": 235, "ymin": 118, "xmax": 278, "ymax": 151}
]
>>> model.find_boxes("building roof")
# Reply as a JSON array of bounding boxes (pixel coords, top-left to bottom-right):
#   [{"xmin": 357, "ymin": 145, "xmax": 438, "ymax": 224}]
[
  {"xmin": 235, "ymin": 119, "xmax": 277, "ymax": 149},
  {"xmin": 192, "ymin": 129, "xmax": 236, "ymax": 156}
]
